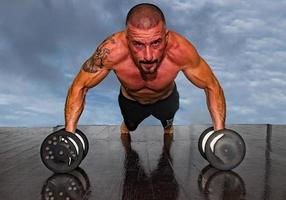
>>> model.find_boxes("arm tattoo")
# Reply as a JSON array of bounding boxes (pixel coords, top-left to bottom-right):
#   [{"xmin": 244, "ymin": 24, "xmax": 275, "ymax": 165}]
[{"xmin": 82, "ymin": 34, "xmax": 116, "ymax": 73}]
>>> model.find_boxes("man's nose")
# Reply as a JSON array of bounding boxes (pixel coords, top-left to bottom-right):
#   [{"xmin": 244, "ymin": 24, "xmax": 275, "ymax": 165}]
[{"xmin": 143, "ymin": 46, "xmax": 153, "ymax": 61}]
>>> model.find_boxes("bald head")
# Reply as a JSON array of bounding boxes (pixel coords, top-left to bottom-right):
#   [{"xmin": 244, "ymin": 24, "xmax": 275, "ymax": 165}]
[{"xmin": 126, "ymin": 3, "xmax": 166, "ymax": 29}]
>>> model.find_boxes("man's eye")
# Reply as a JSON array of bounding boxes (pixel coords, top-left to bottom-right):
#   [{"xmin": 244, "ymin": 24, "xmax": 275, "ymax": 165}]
[
  {"xmin": 134, "ymin": 42, "xmax": 143, "ymax": 47},
  {"xmin": 152, "ymin": 40, "xmax": 161, "ymax": 46}
]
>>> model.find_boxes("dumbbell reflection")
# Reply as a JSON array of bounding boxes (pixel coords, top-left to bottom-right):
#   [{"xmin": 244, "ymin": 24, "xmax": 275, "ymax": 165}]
[
  {"xmin": 198, "ymin": 165, "xmax": 246, "ymax": 200},
  {"xmin": 41, "ymin": 168, "xmax": 91, "ymax": 200}
]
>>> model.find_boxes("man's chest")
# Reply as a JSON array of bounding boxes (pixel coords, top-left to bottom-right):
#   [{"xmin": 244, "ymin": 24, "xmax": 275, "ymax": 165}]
[{"xmin": 113, "ymin": 59, "xmax": 181, "ymax": 91}]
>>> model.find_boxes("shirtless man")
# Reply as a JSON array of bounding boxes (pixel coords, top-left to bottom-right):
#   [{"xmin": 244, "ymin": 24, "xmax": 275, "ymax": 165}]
[{"xmin": 64, "ymin": 3, "xmax": 226, "ymax": 135}]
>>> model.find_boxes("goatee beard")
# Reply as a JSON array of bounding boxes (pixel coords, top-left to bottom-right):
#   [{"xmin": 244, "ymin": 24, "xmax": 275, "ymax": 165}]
[{"xmin": 141, "ymin": 71, "xmax": 157, "ymax": 80}]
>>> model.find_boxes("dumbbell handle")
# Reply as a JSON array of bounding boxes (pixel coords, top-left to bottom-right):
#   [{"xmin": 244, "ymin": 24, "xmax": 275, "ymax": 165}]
[
  {"xmin": 65, "ymin": 127, "xmax": 76, "ymax": 134},
  {"xmin": 56, "ymin": 128, "xmax": 87, "ymax": 152}
]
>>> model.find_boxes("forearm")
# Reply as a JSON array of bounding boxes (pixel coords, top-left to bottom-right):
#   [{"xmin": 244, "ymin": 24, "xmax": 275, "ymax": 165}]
[
  {"xmin": 205, "ymin": 84, "xmax": 226, "ymax": 131},
  {"xmin": 65, "ymin": 85, "xmax": 88, "ymax": 133}
]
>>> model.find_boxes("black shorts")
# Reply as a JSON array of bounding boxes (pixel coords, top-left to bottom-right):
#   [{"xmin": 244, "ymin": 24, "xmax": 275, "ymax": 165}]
[{"xmin": 118, "ymin": 84, "xmax": 179, "ymax": 131}]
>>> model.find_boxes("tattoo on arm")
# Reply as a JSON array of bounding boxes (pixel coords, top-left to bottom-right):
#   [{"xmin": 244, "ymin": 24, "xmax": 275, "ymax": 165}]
[
  {"xmin": 82, "ymin": 34, "xmax": 116, "ymax": 73},
  {"xmin": 82, "ymin": 47, "xmax": 110, "ymax": 73}
]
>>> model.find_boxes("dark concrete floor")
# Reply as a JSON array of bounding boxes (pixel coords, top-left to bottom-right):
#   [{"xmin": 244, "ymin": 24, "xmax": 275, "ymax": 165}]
[{"xmin": 0, "ymin": 124, "xmax": 286, "ymax": 200}]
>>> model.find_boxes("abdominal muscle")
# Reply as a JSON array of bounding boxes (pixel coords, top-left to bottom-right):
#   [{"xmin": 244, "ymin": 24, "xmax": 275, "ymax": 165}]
[{"xmin": 121, "ymin": 82, "xmax": 175, "ymax": 104}]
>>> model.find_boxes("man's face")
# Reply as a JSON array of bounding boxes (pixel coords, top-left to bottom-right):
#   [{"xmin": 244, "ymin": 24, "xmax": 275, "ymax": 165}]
[{"xmin": 126, "ymin": 21, "xmax": 168, "ymax": 76}]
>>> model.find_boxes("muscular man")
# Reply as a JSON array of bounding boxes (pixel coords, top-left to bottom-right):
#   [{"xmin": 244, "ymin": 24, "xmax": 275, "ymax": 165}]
[{"xmin": 65, "ymin": 3, "xmax": 226, "ymax": 135}]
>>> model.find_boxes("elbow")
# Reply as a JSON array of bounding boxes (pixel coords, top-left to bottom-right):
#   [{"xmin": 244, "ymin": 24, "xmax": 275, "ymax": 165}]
[
  {"xmin": 83, "ymin": 87, "xmax": 89, "ymax": 95},
  {"xmin": 68, "ymin": 83, "xmax": 89, "ymax": 97},
  {"xmin": 205, "ymin": 78, "xmax": 224, "ymax": 94}
]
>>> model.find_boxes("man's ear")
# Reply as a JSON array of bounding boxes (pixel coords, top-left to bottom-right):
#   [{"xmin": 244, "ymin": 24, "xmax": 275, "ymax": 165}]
[
  {"xmin": 165, "ymin": 29, "xmax": 169, "ymax": 42},
  {"xmin": 125, "ymin": 28, "xmax": 131, "ymax": 46},
  {"xmin": 124, "ymin": 28, "xmax": 128, "ymax": 39}
]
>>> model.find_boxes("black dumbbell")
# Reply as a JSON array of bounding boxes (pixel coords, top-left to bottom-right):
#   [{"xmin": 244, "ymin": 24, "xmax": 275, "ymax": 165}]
[
  {"xmin": 40, "ymin": 128, "xmax": 89, "ymax": 173},
  {"xmin": 198, "ymin": 127, "xmax": 246, "ymax": 170}
]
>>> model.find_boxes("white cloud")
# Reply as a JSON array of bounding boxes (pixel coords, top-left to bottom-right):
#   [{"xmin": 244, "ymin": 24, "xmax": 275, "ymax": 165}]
[
  {"xmin": 250, "ymin": 88, "xmax": 286, "ymax": 108},
  {"xmin": 222, "ymin": 18, "xmax": 265, "ymax": 34},
  {"xmin": 161, "ymin": 0, "xmax": 202, "ymax": 11},
  {"xmin": 228, "ymin": 105, "xmax": 256, "ymax": 115},
  {"xmin": 0, "ymin": 93, "xmax": 64, "ymax": 114},
  {"xmin": 245, "ymin": 37, "xmax": 284, "ymax": 51},
  {"xmin": 179, "ymin": 97, "xmax": 192, "ymax": 106},
  {"xmin": 0, "ymin": 94, "xmax": 19, "ymax": 105}
]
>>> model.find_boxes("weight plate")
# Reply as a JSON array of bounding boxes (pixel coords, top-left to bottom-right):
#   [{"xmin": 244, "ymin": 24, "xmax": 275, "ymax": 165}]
[
  {"xmin": 40, "ymin": 130, "xmax": 84, "ymax": 173},
  {"xmin": 198, "ymin": 127, "xmax": 214, "ymax": 159},
  {"xmin": 75, "ymin": 129, "xmax": 89, "ymax": 159},
  {"xmin": 205, "ymin": 129, "xmax": 246, "ymax": 170}
]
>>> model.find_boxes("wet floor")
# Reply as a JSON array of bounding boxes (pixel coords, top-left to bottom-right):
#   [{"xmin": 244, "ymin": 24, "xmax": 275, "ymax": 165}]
[{"xmin": 0, "ymin": 124, "xmax": 286, "ymax": 200}]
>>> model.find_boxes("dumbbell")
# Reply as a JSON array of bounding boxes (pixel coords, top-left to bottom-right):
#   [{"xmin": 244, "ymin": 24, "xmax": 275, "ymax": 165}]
[
  {"xmin": 40, "ymin": 128, "xmax": 89, "ymax": 173},
  {"xmin": 198, "ymin": 127, "xmax": 246, "ymax": 170}
]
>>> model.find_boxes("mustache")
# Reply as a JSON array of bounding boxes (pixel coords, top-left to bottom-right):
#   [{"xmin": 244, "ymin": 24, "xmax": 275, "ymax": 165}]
[{"xmin": 139, "ymin": 59, "xmax": 158, "ymax": 64}]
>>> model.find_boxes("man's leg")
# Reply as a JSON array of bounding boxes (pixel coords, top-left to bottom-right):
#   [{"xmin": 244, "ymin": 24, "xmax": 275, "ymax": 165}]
[
  {"xmin": 152, "ymin": 84, "xmax": 179, "ymax": 134},
  {"xmin": 120, "ymin": 121, "xmax": 130, "ymax": 134},
  {"xmin": 118, "ymin": 90, "xmax": 151, "ymax": 134},
  {"xmin": 162, "ymin": 119, "xmax": 175, "ymax": 134}
]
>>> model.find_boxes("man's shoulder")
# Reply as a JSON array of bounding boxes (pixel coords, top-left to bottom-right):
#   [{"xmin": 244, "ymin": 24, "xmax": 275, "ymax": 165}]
[
  {"xmin": 108, "ymin": 31, "xmax": 126, "ymax": 43},
  {"xmin": 168, "ymin": 31, "xmax": 196, "ymax": 54},
  {"xmin": 167, "ymin": 31, "xmax": 199, "ymax": 67},
  {"xmin": 98, "ymin": 31, "xmax": 128, "ymax": 67},
  {"xmin": 99, "ymin": 31, "xmax": 126, "ymax": 50}
]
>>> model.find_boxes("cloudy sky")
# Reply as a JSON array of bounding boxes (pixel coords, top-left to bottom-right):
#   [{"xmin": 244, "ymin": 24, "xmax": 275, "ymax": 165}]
[{"xmin": 0, "ymin": 0, "xmax": 285, "ymax": 127}]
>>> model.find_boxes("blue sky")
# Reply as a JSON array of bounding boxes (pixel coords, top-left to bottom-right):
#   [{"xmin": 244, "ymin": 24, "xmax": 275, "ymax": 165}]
[{"xmin": 0, "ymin": 0, "xmax": 285, "ymax": 127}]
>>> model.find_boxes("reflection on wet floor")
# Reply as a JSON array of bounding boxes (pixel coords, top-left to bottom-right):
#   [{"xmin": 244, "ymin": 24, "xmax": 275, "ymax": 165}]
[
  {"xmin": 41, "ymin": 168, "xmax": 91, "ymax": 200},
  {"xmin": 198, "ymin": 165, "xmax": 246, "ymax": 200},
  {"xmin": 1, "ymin": 124, "xmax": 286, "ymax": 199},
  {"xmin": 121, "ymin": 134, "xmax": 178, "ymax": 200}
]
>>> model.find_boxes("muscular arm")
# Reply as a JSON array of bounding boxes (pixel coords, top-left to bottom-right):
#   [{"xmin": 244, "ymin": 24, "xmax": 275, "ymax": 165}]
[
  {"xmin": 65, "ymin": 35, "xmax": 117, "ymax": 133},
  {"xmin": 179, "ymin": 38, "xmax": 226, "ymax": 130}
]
